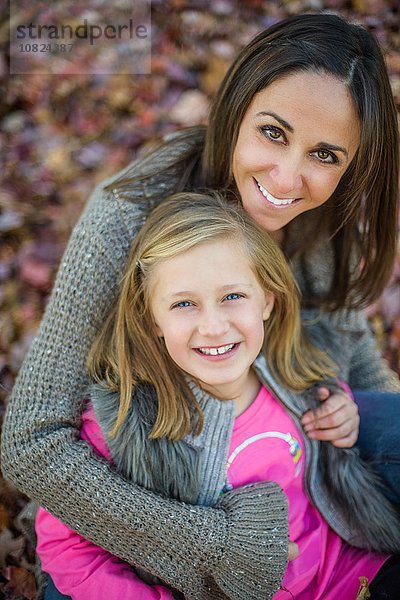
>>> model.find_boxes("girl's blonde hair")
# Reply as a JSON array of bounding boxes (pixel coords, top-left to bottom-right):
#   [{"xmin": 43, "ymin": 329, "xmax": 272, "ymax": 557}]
[{"xmin": 88, "ymin": 192, "xmax": 336, "ymax": 440}]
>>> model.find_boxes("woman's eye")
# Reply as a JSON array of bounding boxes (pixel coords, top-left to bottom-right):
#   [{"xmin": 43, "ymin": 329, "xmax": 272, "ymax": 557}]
[
  {"xmin": 260, "ymin": 126, "xmax": 285, "ymax": 143},
  {"xmin": 313, "ymin": 149, "xmax": 338, "ymax": 164}
]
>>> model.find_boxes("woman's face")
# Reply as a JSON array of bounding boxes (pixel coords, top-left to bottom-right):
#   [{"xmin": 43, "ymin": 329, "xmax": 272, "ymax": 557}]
[{"xmin": 232, "ymin": 71, "xmax": 360, "ymax": 232}]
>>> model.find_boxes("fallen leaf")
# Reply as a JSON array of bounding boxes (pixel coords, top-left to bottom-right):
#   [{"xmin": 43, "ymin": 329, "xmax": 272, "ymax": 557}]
[
  {"xmin": 2, "ymin": 566, "xmax": 36, "ymax": 600},
  {"xmin": 0, "ymin": 531, "xmax": 24, "ymax": 568}
]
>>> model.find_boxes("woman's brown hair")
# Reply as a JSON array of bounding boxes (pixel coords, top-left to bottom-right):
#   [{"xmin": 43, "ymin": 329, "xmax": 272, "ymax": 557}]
[
  {"xmin": 108, "ymin": 13, "xmax": 398, "ymax": 311},
  {"xmin": 88, "ymin": 192, "xmax": 335, "ymax": 439},
  {"xmin": 202, "ymin": 13, "xmax": 399, "ymax": 310}
]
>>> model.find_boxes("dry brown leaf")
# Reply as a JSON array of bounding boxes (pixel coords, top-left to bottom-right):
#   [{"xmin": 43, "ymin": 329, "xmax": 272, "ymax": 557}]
[
  {"xmin": 0, "ymin": 504, "xmax": 10, "ymax": 530},
  {"xmin": 199, "ymin": 54, "xmax": 231, "ymax": 95},
  {"xmin": 2, "ymin": 566, "xmax": 37, "ymax": 600},
  {"xmin": 169, "ymin": 90, "xmax": 210, "ymax": 126},
  {"xmin": 0, "ymin": 530, "xmax": 24, "ymax": 568}
]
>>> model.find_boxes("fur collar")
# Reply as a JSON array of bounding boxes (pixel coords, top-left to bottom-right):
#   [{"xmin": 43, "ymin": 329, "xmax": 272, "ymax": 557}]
[{"xmin": 91, "ymin": 371, "xmax": 400, "ymax": 554}]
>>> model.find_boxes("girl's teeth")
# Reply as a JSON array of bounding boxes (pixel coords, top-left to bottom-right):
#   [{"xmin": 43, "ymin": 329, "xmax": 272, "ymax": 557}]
[
  {"xmin": 198, "ymin": 344, "xmax": 235, "ymax": 356},
  {"xmin": 257, "ymin": 181, "xmax": 294, "ymax": 206}
]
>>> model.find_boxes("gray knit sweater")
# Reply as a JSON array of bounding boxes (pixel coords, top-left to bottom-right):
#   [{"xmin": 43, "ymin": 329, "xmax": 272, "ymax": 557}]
[{"xmin": 2, "ymin": 133, "xmax": 399, "ymax": 598}]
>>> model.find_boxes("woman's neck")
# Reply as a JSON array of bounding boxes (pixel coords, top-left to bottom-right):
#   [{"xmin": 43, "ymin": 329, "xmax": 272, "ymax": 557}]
[{"xmin": 269, "ymin": 228, "xmax": 284, "ymax": 247}]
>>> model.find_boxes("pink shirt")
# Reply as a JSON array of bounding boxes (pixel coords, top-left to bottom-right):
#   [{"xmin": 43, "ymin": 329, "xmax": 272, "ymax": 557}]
[
  {"xmin": 37, "ymin": 388, "xmax": 389, "ymax": 599},
  {"xmin": 226, "ymin": 385, "xmax": 388, "ymax": 599}
]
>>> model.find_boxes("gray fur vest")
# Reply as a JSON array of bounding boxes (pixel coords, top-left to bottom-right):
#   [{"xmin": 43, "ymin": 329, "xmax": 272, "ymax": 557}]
[{"xmin": 91, "ymin": 371, "xmax": 400, "ymax": 556}]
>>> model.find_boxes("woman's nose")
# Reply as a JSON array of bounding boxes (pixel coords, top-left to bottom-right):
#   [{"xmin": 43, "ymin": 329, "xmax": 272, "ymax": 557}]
[
  {"xmin": 197, "ymin": 309, "xmax": 229, "ymax": 338},
  {"xmin": 269, "ymin": 158, "xmax": 303, "ymax": 196}
]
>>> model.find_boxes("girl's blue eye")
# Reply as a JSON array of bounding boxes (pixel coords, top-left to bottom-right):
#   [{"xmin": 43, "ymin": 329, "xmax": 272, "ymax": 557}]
[
  {"xmin": 173, "ymin": 300, "xmax": 192, "ymax": 309},
  {"xmin": 225, "ymin": 293, "xmax": 243, "ymax": 301}
]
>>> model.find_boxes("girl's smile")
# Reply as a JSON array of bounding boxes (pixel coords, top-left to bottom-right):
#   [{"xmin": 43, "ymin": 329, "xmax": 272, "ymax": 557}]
[
  {"xmin": 194, "ymin": 342, "xmax": 239, "ymax": 357},
  {"xmin": 149, "ymin": 238, "xmax": 274, "ymax": 409},
  {"xmin": 232, "ymin": 71, "xmax": 360, "ymax": 232}
]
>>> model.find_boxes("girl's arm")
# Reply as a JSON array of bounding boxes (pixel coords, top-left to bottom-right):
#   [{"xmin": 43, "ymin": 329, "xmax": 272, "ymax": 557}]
[
  {"xmin": 302, "ymin": 310, "xmax": 399, "ymax": 445},
  {"xmin": 1, "ymin": 180, "xmax": 288, "ymax": 600},
  {"xmin": 301, "ymin": 385, "xmax": 360, "ymax": 448}
]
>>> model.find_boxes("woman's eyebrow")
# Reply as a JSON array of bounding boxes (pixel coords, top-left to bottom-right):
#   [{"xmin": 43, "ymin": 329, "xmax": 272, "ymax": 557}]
[
  {"xmin": 256, "ymin": 111, "xmax": 349, "ymax": 158},
  {"xmin": 256, "ymin": 111, "xmax": 293, "ymax": 133}
]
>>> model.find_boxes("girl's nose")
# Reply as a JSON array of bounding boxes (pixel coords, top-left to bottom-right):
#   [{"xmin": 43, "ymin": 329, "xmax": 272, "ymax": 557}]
[
  {"xmin": 269, "ymin": 159, "xmax": 303, "ymax": 196},
  {"xmin": 197, "ymin": 309, "xmax": 229, "ymax": 338}
]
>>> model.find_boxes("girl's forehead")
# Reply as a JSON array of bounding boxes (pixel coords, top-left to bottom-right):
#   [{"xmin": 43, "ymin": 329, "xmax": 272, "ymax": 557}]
[{"xmin": 147, "ymin": 237, "xmax": 254, "ymax": 280}]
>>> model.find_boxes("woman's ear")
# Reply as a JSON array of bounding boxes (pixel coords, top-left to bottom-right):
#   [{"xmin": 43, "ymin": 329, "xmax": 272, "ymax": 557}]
[{"xmin": 263, "ymin": 293, "xmax": 275, "ymax": 321}]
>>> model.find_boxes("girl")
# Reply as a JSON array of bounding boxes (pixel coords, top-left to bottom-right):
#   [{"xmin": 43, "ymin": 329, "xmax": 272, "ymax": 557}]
[
  {"xmin": 36, "ymin": 193, "xmax": 400, "ymax": 600},
  {"xmin": 2, "ymin": 10, "xmax": 399, "ymax": 597}
]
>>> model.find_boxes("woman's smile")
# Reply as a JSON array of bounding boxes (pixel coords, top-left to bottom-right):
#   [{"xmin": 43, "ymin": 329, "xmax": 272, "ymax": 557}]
[{"xmin": 254, "ymin": 178, "xmax": 300, "ymax": 208}]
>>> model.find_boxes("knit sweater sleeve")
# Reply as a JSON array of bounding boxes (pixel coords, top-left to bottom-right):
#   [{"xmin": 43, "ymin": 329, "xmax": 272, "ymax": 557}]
[
  {"xmin": 291, "ymin": 236, "xmax": 400, "ymax": 393},
  {"xmin": 1, "ymin": 179, "xmax": 289, "ymax": 599},
  {"xmin": 302, "ymin": 305, "xmax": 400, "ymax": 392},
  {"xmin": 35, "ymin": 407, "xmax": 175, "ymax": 600},
  {"xmin": 36, "ymin": 509, "xmax": 175, "ymax": 600},
  {"xmin": 345, "ymin": 309, "xmax": 400, "ymax": 392}
]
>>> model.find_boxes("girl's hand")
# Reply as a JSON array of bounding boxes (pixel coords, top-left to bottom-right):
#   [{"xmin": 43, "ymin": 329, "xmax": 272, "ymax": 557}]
[
  {"xmin": 301, "ymin": 387, "xmax": 360, "ymax": 448},
  {"xmin": 288, "ymin": 542, "xmax": 299, "ymax": 561}
]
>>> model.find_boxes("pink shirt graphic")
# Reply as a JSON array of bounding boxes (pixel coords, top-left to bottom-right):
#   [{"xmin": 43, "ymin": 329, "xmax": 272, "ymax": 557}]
[{"xmin": 226, "ymin": 385, "xmax": 388, "ymax": 600}]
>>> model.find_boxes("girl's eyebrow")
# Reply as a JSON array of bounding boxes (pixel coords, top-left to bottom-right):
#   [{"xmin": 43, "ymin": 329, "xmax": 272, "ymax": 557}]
[
  {"xmin": 166, "ymin": 283, "xmax": 254, "ymax": 299},
  {"xmin": 256, "ymin": 110, "xmax": 349, "ymax": 158},
  {"xmin": 168, "ymin": 291, "xmax": 194, "ymax": 298},
  {"xmin": 219, "ymin": 283, "xmax": 254, "ymax": 291}
]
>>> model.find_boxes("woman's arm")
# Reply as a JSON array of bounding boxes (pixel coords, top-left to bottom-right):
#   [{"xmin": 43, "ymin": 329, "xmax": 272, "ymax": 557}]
[
  {"xmin": 36, "ymin": 508, "xmax": 175, "ymax": 600},
  {"xmin": 36, "ymin": 407, "xmax": 175, "ymax": 600},
  {"xmin": 292, "ymin": 234, "xmax": 400, "ymax": 394},
  {"xmin": 346, "ymin": 310, "xmax": 400, "ymax": 392},
  {"xmin": 300, "ymin": 303, "xmax": 399, "ymax": 448},
  {"xmin": 1, "ymin": 182, "xmax": 288, "ymax": 600}
]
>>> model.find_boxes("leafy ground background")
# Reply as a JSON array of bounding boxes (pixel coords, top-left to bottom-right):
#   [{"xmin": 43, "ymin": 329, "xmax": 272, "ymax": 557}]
[{"xmin": 0, "ymin": 1, "xmax": 399, "ymax": 598}]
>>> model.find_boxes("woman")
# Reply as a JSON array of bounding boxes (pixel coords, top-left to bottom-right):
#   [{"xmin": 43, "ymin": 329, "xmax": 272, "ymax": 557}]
[{"xmin": 2, "ymin": 12, "xmax": 399, "ymax": 596}]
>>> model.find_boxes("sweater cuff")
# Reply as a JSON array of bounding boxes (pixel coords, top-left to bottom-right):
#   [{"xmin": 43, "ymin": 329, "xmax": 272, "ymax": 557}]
[{"xmin": 212, "ymin": 481, "xmax": 288, "ymax": 600}]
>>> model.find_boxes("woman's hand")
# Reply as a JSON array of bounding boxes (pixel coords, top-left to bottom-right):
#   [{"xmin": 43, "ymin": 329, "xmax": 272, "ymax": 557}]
[{"xmin": 301, "ymin": 387, "xmax": 360, "ymax": 448}]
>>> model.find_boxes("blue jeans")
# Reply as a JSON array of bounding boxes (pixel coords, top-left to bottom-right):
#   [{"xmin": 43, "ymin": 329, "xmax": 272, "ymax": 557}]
[
  {"xmin": 354, "ymin": 390, "xmax": 400, "ymax": 506},
  {"xmin": 44, "ymin": 577, "xmax": 70, "ymax": 600}
]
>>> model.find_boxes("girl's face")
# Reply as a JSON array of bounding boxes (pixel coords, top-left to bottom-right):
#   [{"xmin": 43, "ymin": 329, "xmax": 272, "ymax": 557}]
[
  {"xmin": 232, "ymin": 71, "xmax": 360, "ymax": 232},
  {"xmin": 149, "ymin": 238, "xmax": 274, "ymax": 405}
]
